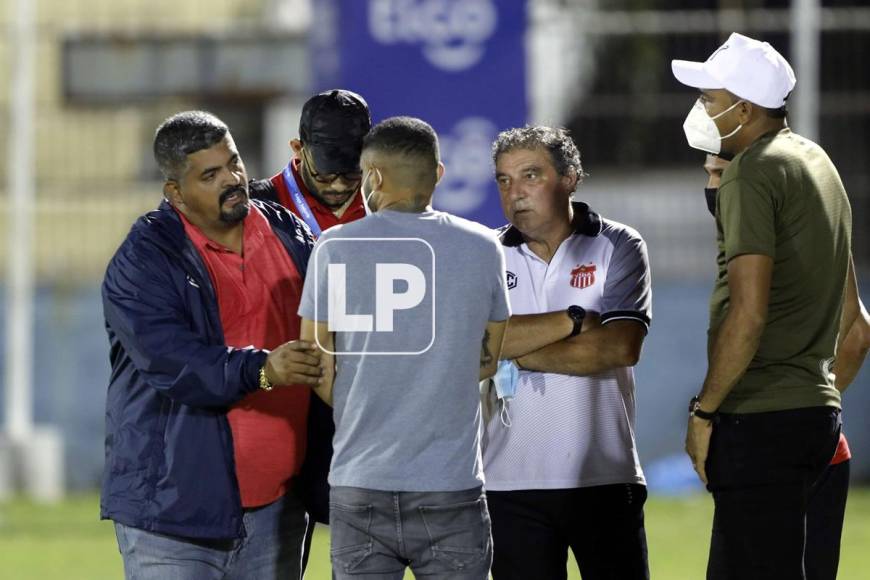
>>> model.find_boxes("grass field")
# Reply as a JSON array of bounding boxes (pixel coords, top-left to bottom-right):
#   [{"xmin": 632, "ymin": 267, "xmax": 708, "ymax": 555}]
[{"xmin": 2, "ymin": 490, "xmax": 869, "ymax": 579}]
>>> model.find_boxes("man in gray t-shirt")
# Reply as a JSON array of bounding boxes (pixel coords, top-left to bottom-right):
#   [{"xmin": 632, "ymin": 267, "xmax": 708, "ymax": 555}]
[{"xmin": 299, "ymin": 117, "xmax": 509, "ymax": 580}]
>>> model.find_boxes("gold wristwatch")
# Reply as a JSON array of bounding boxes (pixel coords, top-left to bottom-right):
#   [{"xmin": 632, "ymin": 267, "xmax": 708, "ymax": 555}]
[{"xmin": 258, "ymin": 366, "xmax": 274, "ymax": 391}]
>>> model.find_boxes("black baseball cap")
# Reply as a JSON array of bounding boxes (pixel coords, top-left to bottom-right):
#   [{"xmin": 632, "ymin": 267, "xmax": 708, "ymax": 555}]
[{"xmin": 299, "ymin": 89, "xmax": 371, "ymax": 175}]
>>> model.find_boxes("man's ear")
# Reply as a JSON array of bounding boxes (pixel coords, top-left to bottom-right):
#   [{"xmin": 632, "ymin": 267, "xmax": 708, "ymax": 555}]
[
  {"xmin": 737, "ymin": 100, "xmax": 754, "ymax": 124},
  {"xmin": 436, "ymin": 161, "xmax": 445, "ymax": 183},
  {"xmin": 371, "ymin": 167, "xmax": 384, "ymax": 190},
  {"xmin": 561, "ymin": 166, "xmax": 578, "ymax": 195},
  {"xmin": 290, "ymin": 139, "xmax": 303, "ymax": 156},
  {"xmin": 164, "ymin": 180, "xmax": 183, "ymax": 207}
]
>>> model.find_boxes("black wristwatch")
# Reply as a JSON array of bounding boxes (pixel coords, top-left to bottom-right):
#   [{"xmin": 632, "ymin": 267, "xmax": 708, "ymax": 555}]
[
  {"xmin": 689, "ymin": 396, "xmax": 717, "ymax": 421},
  {"xmin": 567, "ymin": 305, "xmax": 586, "ymax": 338}
]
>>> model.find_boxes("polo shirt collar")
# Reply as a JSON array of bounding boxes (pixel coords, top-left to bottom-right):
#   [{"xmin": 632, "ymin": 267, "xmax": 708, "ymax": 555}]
[
  {"xmin": 499, "ymin": 201, "xmax": 603, "ymax": 247},
  {"xmin": 174, "ymin": 203, "xmax": 266, "ymax": 254}
]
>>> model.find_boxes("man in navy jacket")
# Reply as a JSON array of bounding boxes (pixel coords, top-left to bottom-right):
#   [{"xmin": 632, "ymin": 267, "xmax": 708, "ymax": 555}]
[{"xmin": 101, "ymin": 111, "xmax": 323, "ymax": 580}]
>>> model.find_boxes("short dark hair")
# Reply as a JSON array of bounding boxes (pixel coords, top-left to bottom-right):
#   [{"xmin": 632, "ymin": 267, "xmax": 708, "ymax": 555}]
[
  {"xmin": 764, "ymin": 93, "xmax": 791, "ymax": 119},
  {"xmin": 765, "ymin": 104, "xmax": 788, "ymax": 119},
  {"xmin": 492, "ymin": 126, "xmax": 587, "ymax": 189},
  {"xmin": 153, "ymin": 111, "xmax": 228, "ymax": 180},
  {"xmin": 727, "ymin": 91, "xmax": 788, "ymax": 119},
  {"xmin": 362, "ymin": 116, "xmax": 439, "ymax": 170}
]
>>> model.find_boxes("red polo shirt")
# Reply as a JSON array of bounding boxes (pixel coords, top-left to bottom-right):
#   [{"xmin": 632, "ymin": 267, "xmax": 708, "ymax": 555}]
[
  {"xmin": 178, "ymin": 205, "xmax": 310, "ymax": 508},
  {"xmin": 269, "ymin": 157, "xmax": 367, "ymax": 233}
]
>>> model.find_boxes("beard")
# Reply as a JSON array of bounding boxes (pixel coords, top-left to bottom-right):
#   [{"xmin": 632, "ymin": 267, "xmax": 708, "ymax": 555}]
[
  {"xmin": 218, "ymin": 185, "xmax": 250, "ymax": 224},
  {"xmin": 300, "ymin": 169, "xmax": 355, "ymax": 209},
  {"xmin": 315, "ymin": 189, "xmax": 355, "ymax": 209}
]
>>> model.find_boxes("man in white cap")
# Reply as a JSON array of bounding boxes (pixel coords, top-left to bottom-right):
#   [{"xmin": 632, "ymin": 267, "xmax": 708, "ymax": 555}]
[{"xmin": 672, "ymin": 33, "xmax": 854, "ymax": 579}]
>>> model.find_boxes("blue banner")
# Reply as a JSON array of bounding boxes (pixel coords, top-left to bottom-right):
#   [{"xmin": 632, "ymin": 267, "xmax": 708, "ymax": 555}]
[{"xmin": 310, "ymin": 0, "xmax": 527, "ymax": 227}]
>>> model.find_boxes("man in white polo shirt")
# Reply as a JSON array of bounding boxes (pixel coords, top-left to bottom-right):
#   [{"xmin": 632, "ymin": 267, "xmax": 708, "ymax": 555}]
[{"xmin": 483, "ymin": 125, "xmax": 651, "ymax": 580}]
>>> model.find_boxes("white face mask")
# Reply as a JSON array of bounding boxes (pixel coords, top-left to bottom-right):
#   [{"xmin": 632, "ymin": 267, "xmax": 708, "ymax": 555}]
[{"xmin": 682, "ymin": 98, "xmax": 744, "ymax": 154}]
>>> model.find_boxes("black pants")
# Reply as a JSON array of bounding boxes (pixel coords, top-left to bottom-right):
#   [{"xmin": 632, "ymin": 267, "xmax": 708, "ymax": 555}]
[
  {"xmin": 805, "ymin": 458, "xmax": 850, "ymax": 580},
  {"xmin": 705, "ymin": 406, "xmax": 841, "ymax": 580},
  {"xmin": 488, "ymin": 484, "xmax": 649, "ymax": 580}
]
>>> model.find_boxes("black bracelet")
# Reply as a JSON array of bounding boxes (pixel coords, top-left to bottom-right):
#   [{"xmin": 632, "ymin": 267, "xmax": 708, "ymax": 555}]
[{"xmin": 689, "ymin": 396, "xmax": 717, "ymax": 421}]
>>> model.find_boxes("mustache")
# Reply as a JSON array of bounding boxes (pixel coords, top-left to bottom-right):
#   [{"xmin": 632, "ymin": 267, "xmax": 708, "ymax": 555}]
[
  {"xmin": 219, "ymin": 185, "xmax": 247, "ymax": 205},
  {"xmin": 321, "ymin": 188, "xmax": 354, "ymax": 198}
]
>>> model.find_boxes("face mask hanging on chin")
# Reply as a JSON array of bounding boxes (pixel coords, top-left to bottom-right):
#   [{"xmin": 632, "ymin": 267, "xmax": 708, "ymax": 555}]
[{"xmin": 682, "ymin": 99, "xmax": 744, "ymax": 155}]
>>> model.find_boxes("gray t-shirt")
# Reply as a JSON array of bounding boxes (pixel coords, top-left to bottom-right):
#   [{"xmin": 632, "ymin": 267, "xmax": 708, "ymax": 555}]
[{"xmin": 299, "ymin": 209, "xmax": 511, "ymax": 492}]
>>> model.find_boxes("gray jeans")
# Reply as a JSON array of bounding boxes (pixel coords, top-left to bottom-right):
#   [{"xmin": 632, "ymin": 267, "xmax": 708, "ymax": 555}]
[
  {"xmin": 114, "ymin": 491, "xmax": 308, "ymax": 580},
  {"xmin": 329, "ymin": 485, "xmax": 492, "ymax": 579}
]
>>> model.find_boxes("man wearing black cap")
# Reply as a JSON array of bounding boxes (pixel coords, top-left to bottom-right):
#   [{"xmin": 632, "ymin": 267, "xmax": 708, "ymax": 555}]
[
  {"xmin": 250, "ymin": 89, "xmax": 371, "ymax": 573},
  {"xmin": 252, "ymin": 89, "xmax": 372, "ymax": 235}
]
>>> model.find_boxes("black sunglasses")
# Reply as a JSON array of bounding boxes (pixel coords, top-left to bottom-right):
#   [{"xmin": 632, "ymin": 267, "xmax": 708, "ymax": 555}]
[{"xmin": 301, "ymin": 148, "xmax": 362, "ymax": 185}]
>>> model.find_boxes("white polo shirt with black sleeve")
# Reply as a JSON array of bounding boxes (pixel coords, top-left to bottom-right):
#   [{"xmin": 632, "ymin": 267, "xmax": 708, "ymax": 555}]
[{"xmin": 482, "ymin": 202, "xmax": 651, "ymax": 491}]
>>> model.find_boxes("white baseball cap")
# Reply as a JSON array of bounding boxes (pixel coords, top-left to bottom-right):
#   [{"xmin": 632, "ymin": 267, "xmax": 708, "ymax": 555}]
[{"xmin": 671, "ymin": 32, "xmax": 796, "ymax": 109}]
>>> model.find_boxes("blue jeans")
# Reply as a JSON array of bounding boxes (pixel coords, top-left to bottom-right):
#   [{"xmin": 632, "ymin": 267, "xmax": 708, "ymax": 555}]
[
  {"xmin": 329, "ymin": 486, "xmax": 492, "ymax": 580},
  {"xmin": 114, "ymin": 491, "xmax": 308, "ymax": 580}
]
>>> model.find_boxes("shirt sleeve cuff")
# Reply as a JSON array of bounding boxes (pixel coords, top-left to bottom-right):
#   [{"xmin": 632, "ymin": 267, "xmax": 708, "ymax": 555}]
[{"xmin": 601, "ymin": 310, "xmax": 651, "ymax": 333}]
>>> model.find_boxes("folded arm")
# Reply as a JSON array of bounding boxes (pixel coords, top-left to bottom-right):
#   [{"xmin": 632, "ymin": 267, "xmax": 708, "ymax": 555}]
[
  {"xmin": 516, "ymin": 318, "xmax": 644, "ymax": 376},
  {"xmin": 500, "ymin": 311, "xmax": 574, "ymax": 360}
]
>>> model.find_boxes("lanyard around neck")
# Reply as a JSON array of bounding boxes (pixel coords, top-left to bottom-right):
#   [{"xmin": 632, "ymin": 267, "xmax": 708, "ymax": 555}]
[{"xmin": 281, "ymin": 163, "xmax": 322, "ymax": 238}]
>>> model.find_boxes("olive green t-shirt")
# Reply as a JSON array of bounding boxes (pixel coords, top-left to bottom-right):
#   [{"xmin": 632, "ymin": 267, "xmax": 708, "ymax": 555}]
[{"xmin": 709, "ymin": 128, "xmax": 851, "ymax": 413}]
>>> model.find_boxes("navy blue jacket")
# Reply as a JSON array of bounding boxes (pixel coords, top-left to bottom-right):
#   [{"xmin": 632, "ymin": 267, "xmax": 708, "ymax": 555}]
[{"xmin": 100, "ymin": 199, "xmax": 314, "ymax": 540}]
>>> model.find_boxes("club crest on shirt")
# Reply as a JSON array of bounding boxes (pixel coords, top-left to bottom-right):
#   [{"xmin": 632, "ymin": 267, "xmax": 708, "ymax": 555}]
[
  {"xmin": 506, "ymin": 271, "xmax": 518, "ymax": 290},
  {"xmin": 570, "ymin": 264, "xmax": 596, "ymax": 289}
]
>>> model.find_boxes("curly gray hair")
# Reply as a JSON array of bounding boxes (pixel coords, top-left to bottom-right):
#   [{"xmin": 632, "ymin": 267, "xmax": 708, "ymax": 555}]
[{"xmin": 492, "ymin": 125, "xmax": 587, "ymax": 190}]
